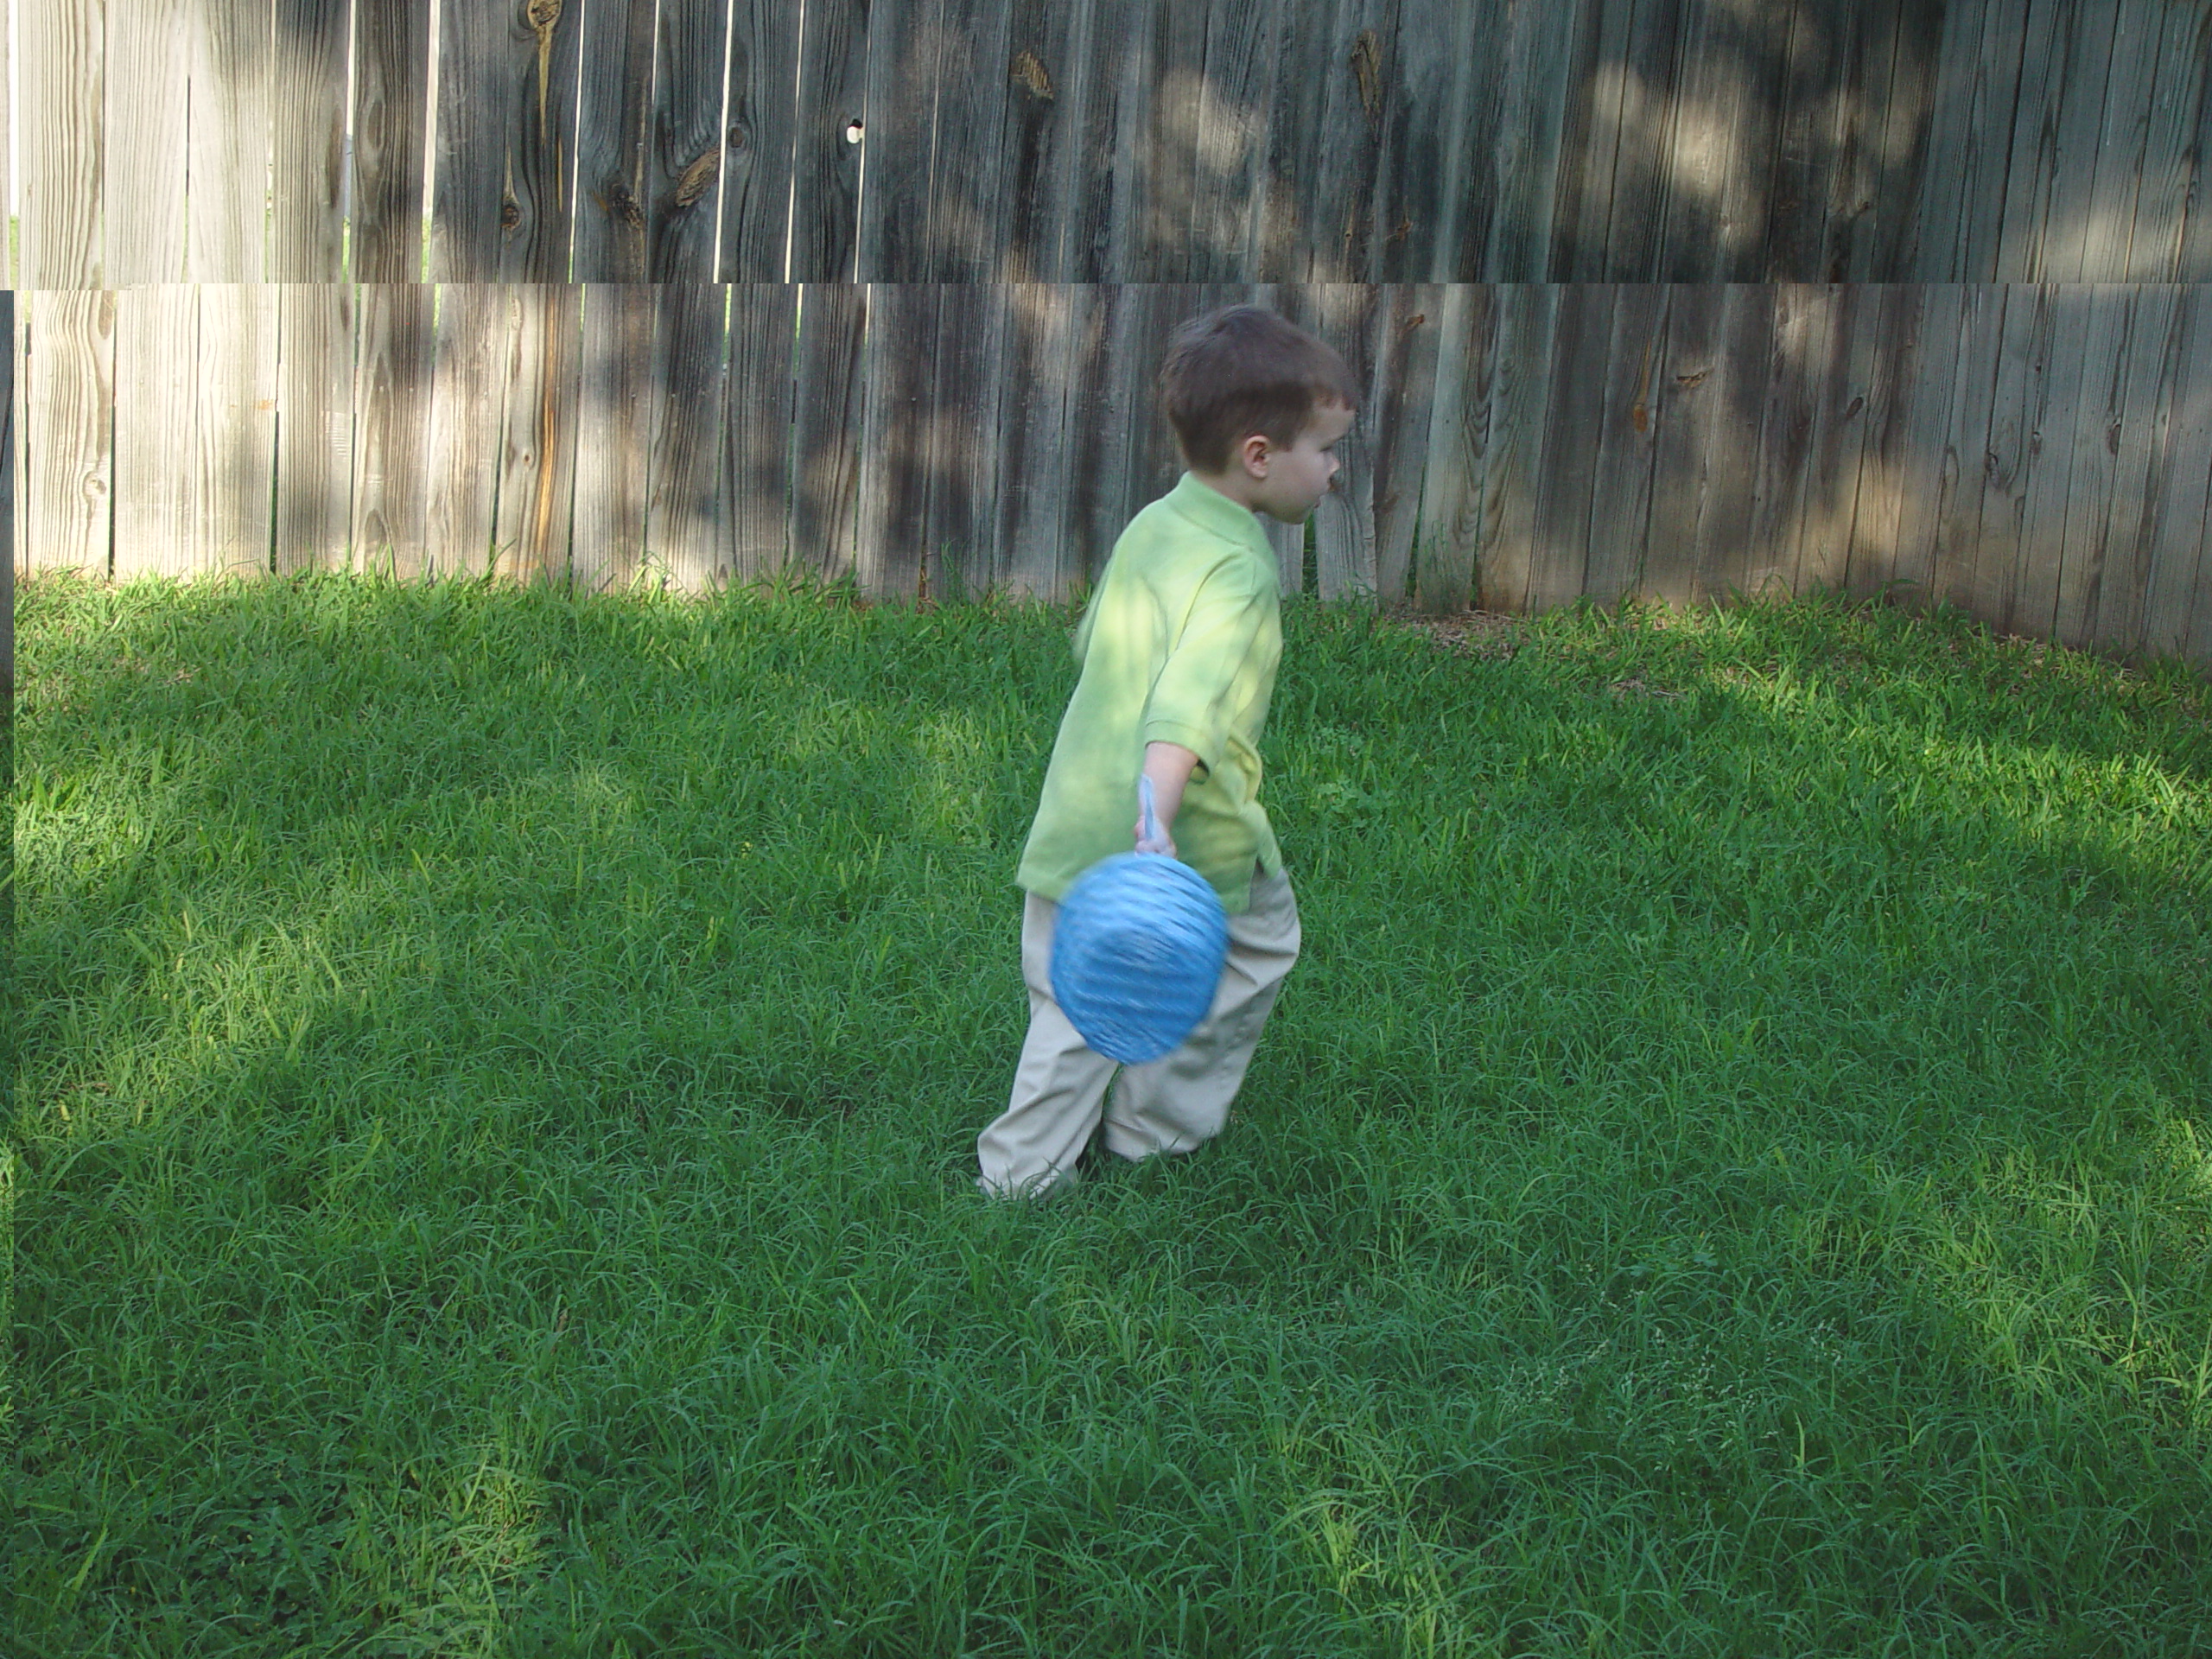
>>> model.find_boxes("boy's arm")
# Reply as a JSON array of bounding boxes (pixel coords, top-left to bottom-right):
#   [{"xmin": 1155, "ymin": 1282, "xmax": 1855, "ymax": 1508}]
[{"xmin": 1135, "ymin": 741, "xmax": 1201, "ymax": 854}]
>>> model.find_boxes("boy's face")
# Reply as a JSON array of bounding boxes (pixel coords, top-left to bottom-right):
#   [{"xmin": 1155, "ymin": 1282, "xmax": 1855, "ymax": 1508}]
[{"xmin": 1244, "ymin": 400, "xmax": 1355, "ymax": 524}]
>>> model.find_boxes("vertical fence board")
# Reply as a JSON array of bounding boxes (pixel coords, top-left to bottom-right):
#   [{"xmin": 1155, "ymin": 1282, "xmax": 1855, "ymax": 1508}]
[
  {"xmin": 112, "ymin": 286, "xmax": 197, "ymax": 579},
  {"xmin": 1863, "ymin": 0, "xmax": 1945, "ymax": 282},
  {"xmin": 2081, "ymin": 283, "xmax": 2182, "ymax": 652},
  {"xmin": 1294, "ymin": 283, "xmax": 1382, "ymax": 599},
  {"xmin": 1744, "ymin": 283, "xmax": 1824, "ymax": 597},
  {"xmin": 1553, "ymin": 0, "xmax": 1639, "ymax": 281},
  {"xmin": 2075, "ymin": 0, "xmax": 2164, "ymax": 281},
  {"xmin": 999, "ymin": 0, "xmax": 1089, "ymax": 282},
  {"xmin": 649, "ymin": 0, "xmax": 734, "ymax": 282},
  {"xmin": 2049, "ymin": 280, "xmax": 2132, "ymax": 639},
  {"xmin": 574, "ymin": 0, "xmax": 657, "ymax": 283},
  {"xmin": 1643, "ymin": 283, "xmax": 1721, "ymax": 605},
  {"xmin": 0, "ymin": 3, "xmax": 9, "ymax": 287},
  {"xmin": 787, "ymin": 0, "xmax": 871, "ymax": 283},
  {"xmin": 2039, "ymin": 0, "xmax": 2128, "ymax": 281},
  {"xmin": 786, "ymin": 283, "xmax": 867, "ymax": 580},
  {"xmin": 723, "ymin": 283, "xmax": 798, "ymax": 586},
  {"xmin": 2012, "ymin": 284, "xmax": 2094, "ymax": 636},
  {"xmin": 857, "ymin": 0, "xmax": 943, "ymax": 280},
  {"xmin": 1993, "ymin": 0, "xmax": 2083, "ymax": 281},
  {"xmin": 1917, "ymin": 0, "xmax": 2016, "ymax": 279},
  {"xmin": 1136, "ymin": 9, "xmax": 1215, "ymax": 282},
  {"xmin": 1183, "ymin": 0, "xmax": 1283, "ymax": 282},
  {"xmin": 26, "ymin": 0, "xmax": 105, "ymax": 288},
  {"xmin": 431, "ymin": 0, "xmax": 580, "ymax": 283},
  {"xmin": 923, "ymin": 0, "xmax": 1019, "ymax": 281},
  {"xmin": 1482, "ymin": 0, "xmax": 1577, "ymax": 282},
  {"xmin": 1250, "ymin": 0, "xmax": 1330, "ymax": 278},
  {"xmin": 1656, "ymin": 0, "xmax": 1774, "ymax": 282},
  {"xmin": 1582, "ymin": 281, "xmax": 1669, "ymax": 604},
  {"xmin": 1691, "ymin": 283, "xmax": 1775, "ymax": 601},
  {"xmin": 1764, "ymin": 2, "xmax": 1854, "ymax": 280},
  {"xmin": 25, "ymin": 292, "xmax": 117, "ymax": 576},
  {"xmin": 274, "ymin": 283, "xmax": 356, "ymax": 572},
  {"xmin": 105, "ymin": 0, "xmax": 190, "ymax": 284},
  {"xmin": 1877, "ymin": 282, "xmax": 1961, "ymax": 602},
  {"xmin": 1389, "ymin": 0, "xmax": 1481, "ymax": 281},
  {"xmin": 1478, "ymin": 283, "xmax": 1560, "ymax": 610},
  {"xmin": 1065, "ymin": 2, "xmax": 1149, "ymax": 280},
  {"xmin": 425, "ymin": 284, "xmax": 508, "ymax": 578},
  {"xmin": 270, "ymin": 0, "xmax": 351, "ymax": 281},
  {"xmin": 1966, "ymin": 283, "xmax": 2042, "ymax": 629},
  {"xmin": 351, "ymin": 283, "xmax": 434, "ymax": 575},
  {"xmin": 2126, "ymin": 3, "xmax": 2212, "ymax": 281},
  {"xmin": 572, "ymin": 283, "xmax": 657, "ymax": 588},
  {"xmin": 188, "ymin": 0, "xmax": 275, "ymax": 281},
  {"xmin": 1061, "ymin": 284, "xmax": 1143, "ymax": 583},
  {"xmin": 2182, "ymin": 28, "xmax": 2212, "ymax": 283},
  {"xmin": 721, "ymin": 0, "xmax": 804, "ymax": 280},
  {"xmin": 649, "ymin": 282, "xmax": 731, "ymax": 591},
  {"xmin": 1789, "ymin": 283, "xmax": 1878, "ymax": 594},
  {"xmin": 1370, "ymin": 283, "xmax": 1442, "ymax": 605},
  {"xmin": 1412, "ymin": 283, "xmax": 1492, "ymax": 611},
  {"xmin": 193, "ymin": 286, "xmax": 279, "ymax": 575},
  {"xmin": 1526, "ymin": 283, "xmax": 1613, "ymax": 612},
  {"xmin": 925, "ymin": 283, "xmax": 1008, "ymax": 597},
  {"xmin": 1842, "ymin": 283, "xmax": 1918, "ymax": 594},
  {"xmin": 1592, "ymin": 0, "xmax": 1686, "ymax": 283},
  {"xmin": 854, "ymin": 284, "xmax": 938, "ymax": 598},
  {"xmin": 353, "ymin": 0, "xmax": 432, "ymax": 283},
  {"xmin": 494, "ymin": 284, "xmax": 582, "ymax": 582},
  {"xmin": 2145, "ymin": 289, "xmax": 2212, "ymax": 657},
  {"xmin": 1920, "ymin": 284, "xmax": 2007, "ymax": 615},
  {"xmin": 993, "ymin": 283, "xmax": 1077, "ymax": 597},
  {"xmin": 1306, "ymin": 0, "xmax": 1399, "ymax": 283}
]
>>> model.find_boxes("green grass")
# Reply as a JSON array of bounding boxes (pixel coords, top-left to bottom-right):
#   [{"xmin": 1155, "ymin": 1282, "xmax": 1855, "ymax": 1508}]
[{"xmin": 10, "ymin": 566, "xmax": 2212, "ymax": 1656}]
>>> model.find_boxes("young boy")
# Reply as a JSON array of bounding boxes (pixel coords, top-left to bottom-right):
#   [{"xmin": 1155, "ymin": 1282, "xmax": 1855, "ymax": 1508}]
[{"xmin": 976, "ymin": 305, "xmax": 1359, "ymax": 1198}]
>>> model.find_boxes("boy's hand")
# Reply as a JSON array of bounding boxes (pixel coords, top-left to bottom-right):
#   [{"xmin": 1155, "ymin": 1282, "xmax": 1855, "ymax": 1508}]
[{"xmin": 1133, "ymin": 813, "xmax": 1176, "ymax": 858}]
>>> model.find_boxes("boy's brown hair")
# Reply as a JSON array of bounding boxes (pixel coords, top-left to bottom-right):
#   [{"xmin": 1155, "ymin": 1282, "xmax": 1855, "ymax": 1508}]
[{"xmin": 1157, "ymin": 306, "xmax": 1360, "ymax": 473}]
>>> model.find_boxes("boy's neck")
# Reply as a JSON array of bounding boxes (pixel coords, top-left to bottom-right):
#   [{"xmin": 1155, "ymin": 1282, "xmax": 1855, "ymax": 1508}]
[{"xmin": 1185, "ymin": 467, "xmax": 1263, "ymax": 514}]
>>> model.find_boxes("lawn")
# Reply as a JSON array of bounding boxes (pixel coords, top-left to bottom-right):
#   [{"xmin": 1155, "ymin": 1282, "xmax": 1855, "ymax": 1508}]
[{"xmin": 9, "ymin": 567, "xmax": 2212, "ymax": 1656}]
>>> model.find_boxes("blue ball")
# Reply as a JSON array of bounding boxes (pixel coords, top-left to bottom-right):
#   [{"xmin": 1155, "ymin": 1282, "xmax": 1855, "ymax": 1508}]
[{"xmin": 1051, "ymin": 853, "xmax": 1230, "ymax": 1065}]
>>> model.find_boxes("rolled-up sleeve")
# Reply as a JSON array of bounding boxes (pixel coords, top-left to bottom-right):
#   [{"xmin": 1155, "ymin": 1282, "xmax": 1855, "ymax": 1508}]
[{"xmin": 1140, "ymin": 563, "xmax": 1271, "ymax": 775}]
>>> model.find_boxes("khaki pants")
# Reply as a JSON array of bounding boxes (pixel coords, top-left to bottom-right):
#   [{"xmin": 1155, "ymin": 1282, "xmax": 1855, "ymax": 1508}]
[{"xmin": 976, "ymin": 862, "xmax": 1300, "ymax": 1196}]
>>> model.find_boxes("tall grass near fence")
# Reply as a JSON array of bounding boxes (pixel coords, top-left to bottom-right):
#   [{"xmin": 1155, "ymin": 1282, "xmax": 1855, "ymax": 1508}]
[{"xmin": 9, "ymin": 569, "xmax": 2212, "ymax": 1656}]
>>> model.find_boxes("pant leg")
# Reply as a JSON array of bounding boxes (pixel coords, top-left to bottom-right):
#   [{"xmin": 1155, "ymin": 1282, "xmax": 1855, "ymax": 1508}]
[
  {"xmin": 1101, "ymin": 862, "xmax": 1300, "ymax": 1162},
  {"xmin": 975, "ymin": 890, "xmax": 1121, "ymax": 1196}
]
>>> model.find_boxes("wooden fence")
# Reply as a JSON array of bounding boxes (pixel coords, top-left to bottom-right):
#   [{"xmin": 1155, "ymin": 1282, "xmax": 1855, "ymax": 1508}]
[
  {"xmin": 16, "ymin": 280, "xmax": 2212, "ymax": 666},
  {"xmin": 11, "ymin": 0, "xmax": 2211, "ymax": 288}
]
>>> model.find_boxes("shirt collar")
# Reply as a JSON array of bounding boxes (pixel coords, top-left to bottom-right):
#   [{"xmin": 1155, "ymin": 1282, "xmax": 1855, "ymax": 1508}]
[{"xmin": 1166, "ymin": 472, "xmax": 1269, "ymax": 550}]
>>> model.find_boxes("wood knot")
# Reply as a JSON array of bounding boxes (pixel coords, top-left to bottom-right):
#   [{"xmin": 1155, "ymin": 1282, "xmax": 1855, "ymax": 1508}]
[
  {"xmin": 1011, "ymin": 48, "xmax": 1053, "ymax": 99},
  {"xmin": 526, "ymin": 0, "xmax": 560, "ymax": 34},
  {"xmin": 599, "ymin": 181, "xmax": 645, "ymax": 231},
  {"xmin": 499, "ymin": 191, "xmax": 521, "ymax": 229},
  {"xmin": 674, "ymin": 145, "xmax": 720, "ymax": 207},
  {"xmin": 1351, "ymin": 29, "xmax": 1382, "ymax": 126}
]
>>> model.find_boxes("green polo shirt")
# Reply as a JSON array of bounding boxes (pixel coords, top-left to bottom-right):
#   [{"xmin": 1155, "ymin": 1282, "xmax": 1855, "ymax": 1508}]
[{"xmin": 1016, "ymin": 473, "xmax": 1287, "ymax": 916}]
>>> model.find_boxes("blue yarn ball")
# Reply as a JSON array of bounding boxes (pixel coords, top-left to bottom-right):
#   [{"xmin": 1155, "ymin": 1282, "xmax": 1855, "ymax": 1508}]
[{"xmin": 1051, "ymin": 853, "xmax": 1230, "ymax": 1065}]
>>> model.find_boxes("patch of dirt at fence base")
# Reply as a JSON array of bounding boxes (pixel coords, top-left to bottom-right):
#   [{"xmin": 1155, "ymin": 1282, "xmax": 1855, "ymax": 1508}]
[{"xmin": 1373, "ymin": 607, "xmax": 1521, "ymax": 661}]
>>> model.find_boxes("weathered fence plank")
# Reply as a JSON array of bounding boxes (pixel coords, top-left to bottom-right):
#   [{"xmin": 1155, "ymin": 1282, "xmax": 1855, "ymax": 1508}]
[
  {"xmin": 425, "ymin": 284, "xmax": 509, "ymax": 579},
  {"xmin": 1744, "ymin": 282, "xmax": 1823, "ymax": 600},
  {"xmin": 2042, "ymin": 0, "xmax": 2132, "ymax": 283},
  {"xmin": 723, "ymin": 283, "xmax": 799, "ymax": 588},
  {"xmin": 787, "ymin": 0, "xmax": 870, "ymax": 283},
  {"xmin": 1787, "ymin": 283, "xmax": 1878, "ymax": 594},
  {"xmin": 649, "ymin": 282, "xmax": 730, "ymax": 590},
  {"xmin": 25, "ymin": 0, "xmax": 105, "ymax": 288},
  {"xmin": 1369, "ymin": 283, "xmax": 1443, "ymax": 606},
  {"xmin": 855, "ymin": 283, "xmax": 939, "ymax": 601},
  {"xmin": 573, "ymin": 0, "xmax": 657, "ymax": 283},
  {"xmin": 922, "ymin": 282, "xmax": 1009, "ymax": 599},
  {"xmin": 1382, "ymin": 0, "xmax": 1480, "ymax": 282},
  {"xmin": 431, "ymin": 0, "xmax": 581, "ymax": 283},
  {"xmin": 188, "ymin": 0, "xmax": 274, "ymax": 281},
  {"xmin": 1586, "ymin": 0, "xmax": 1684, "ymax": 283},
  {"xmin": 112, "ymin": 286, "xmax": 197, "ymax": 579},
  {"xmin": 993, "ymin": 283, "xmax": 1077, "ymax": 596},
  {"xmin": 351, "ymin": 284, "xmax": 435, "ymax": 575},
  {"xmin": 2126, "ymin": 3, "xmax": 2212, "ymax": 281},
  {"xmin": 25, "ymin": 291, "xmax": 118, "ymax": 576},
  {"xmin": 270, "ymin": 0, "xmax": 351, "ymax": 281},
  {"xmin": 856, "ymin": 0, "xmax": 942, "ymax": 282},
  {"xmin": 1966, "ymin": 283, "xmax": 2042, "ymax": 629},
  {"xmin": 192, "ymin": 285, "xmax": 280, "ymax": 574},
  {"xmin": 2145, "ymin": 288, "xmax": 2212, "ymax": 659},
  {"xmin": 105, "ymin": 0, "xmax": 190, "ymax": 285},
  {"xmin": 1526, "ymin": 283, "xmax": 1613, "ymax": 613},
  {"xmin": 1843, "ymin": 282, "xmax": 1921, "ymax": 595},
  {"xmin": 1916, "ymin": 0, "xmax": 2014, "ymax": 280},
  {"xmin": 1294, "ymin": 283, "xmax": 1381, "ymax": 600},
  {"xmin": 2050, "ymin": 283, "xmax": 2139, "ymax": 644},
  {"xmin": 1641, "ymin": 283, "xmax": 1720, "ymax": 605},
  {"xmin": 2075, "ymin": 0, "xmax": 2167, "ymax": 283},
  {"xmin": 493, "ymin": 284, "xmax": 582, "ymax": 582},
  {"xmin": 1582, "ymin": 281, "xmax": 1669, "ymax": 605},
  {"xmin": 352, "ymin": 0, "xmax": 432, "ymax": 283},
  {"xmin": 1483, "ymin": 0, "xmax": 1579, "ymax": 283},
  {"xmin": 1994, "ymin": 0, "xmax": 2088, "ymax": 282},
  {"xmin": 787, "ymin": 283, "xmax": 867, "ymax": 581},
  {"xmin": 1919, "ymin": 284, "xmax": 2007, "ymax": 617},
  {"xmin": 1413, "ymin": 283, "xmax": 1493, "ymax": 611},
  {"xmin": 1478, "ymin": 283, "xmax": 1561, "ymax": 611},
  {"xmin": 572, "ymin": 283, "xmax": 658, "ymax": 588},
  {"xmin": 648, "ymin": 0, "xmax": 735, "ymax": 282},
  {"xmin": 2078, "ymin": 283, "xmax": 2183, "ymax": 652},
  {"xmin": 1691, "ymin": 283, "xmax": 1777, "ymax": 601},
  {"xmin": 1061, "ymin": 284, "xmax": 1142, "ymax": 583},
  {"xmin": 720, "ymin": 0, "xmax": 805, "ymax": 281},
  {"xmin": 999, "ymin": 0, "xmax": 1089, "ymax": 281},
  {"xmin": 925, "ymin": 0, "xmax": 1020, "ymax": 281},
  {"xmin": 273, "ymin": 283, "xmax": 356, "ymax": 572},
  {"xmin": 1185, "ymin": 0, "xmax": 1283, "ymax": 282}
]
